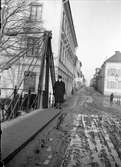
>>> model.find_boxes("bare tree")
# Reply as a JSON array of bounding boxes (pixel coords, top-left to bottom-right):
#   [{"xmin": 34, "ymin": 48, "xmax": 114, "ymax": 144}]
[{"xmin": 0, "ymin": 0, "xmax": 28, "ymax": 57}]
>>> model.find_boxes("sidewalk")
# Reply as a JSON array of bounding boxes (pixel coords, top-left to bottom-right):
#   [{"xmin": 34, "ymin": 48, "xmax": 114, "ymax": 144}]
[
  {"xmin": 1, "ymin": 108, "xmax": 60, "ymax": 162},
  {"xmin": 103, "ymin": 96, "xmax": 121, "ymax": 111},
  {"xmin": 90, "ymin": 88, "xmax": 121, "ymax": 113}
]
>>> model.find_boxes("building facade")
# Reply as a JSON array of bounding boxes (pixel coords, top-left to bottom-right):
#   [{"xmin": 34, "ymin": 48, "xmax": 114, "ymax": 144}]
[
  {"xmin": 57, "ymin": 0, "xmax": 78, "ymax": 95},
  {"xmin": 94, "ymin": 51, "xmax": 121, "ymax": 97},
  {"xmin": 28, "ymin": 0, "xmax": 78, "ymax": 95},
  {"xmin": 0, "ymin": 0, "xmax": 79, "ymax": 99},
  {"xmin": 37, "ymin": 0, "xmax": 78, "ymax": 95},
  {"xmin": 0, "ymin": 1, "xmax": 45, "ymax": 98}
]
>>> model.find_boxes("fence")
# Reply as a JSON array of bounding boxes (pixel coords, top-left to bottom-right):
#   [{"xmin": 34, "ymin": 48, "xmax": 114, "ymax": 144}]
[{"xmin": 113, "ymin": 96, "xmax": 121, "ymax": 105}]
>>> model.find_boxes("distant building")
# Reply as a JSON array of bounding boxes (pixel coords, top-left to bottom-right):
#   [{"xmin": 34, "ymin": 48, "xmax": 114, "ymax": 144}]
[
  {"xmin": 95, "ymin": 51, "xmax": 121, "ymax": 97},
  {"xmin": 73, "ymin": 58, "xmax": 84, "ymax": 90}
]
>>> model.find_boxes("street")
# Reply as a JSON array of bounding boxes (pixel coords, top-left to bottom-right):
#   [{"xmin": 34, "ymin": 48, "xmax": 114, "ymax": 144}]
[
  {"xmin": 6, "ymin": 87, "xmax": 121, "ymax": 167},
  {"xmin": 1, "ymin": 1, "xmax": 121, "ymax": 166}
]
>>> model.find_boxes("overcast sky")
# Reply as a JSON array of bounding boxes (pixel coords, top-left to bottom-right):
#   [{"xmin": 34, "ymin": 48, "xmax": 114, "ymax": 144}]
[{"xmin": 70, "ymin": 0, "xmax": 121, "ymax": 84}]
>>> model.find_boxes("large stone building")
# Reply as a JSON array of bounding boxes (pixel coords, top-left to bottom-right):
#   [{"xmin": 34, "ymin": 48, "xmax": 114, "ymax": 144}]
[
  {"xmin": 0, "ymin": 0, "xmax": 80, "ymax": 99},
  {"xmin": 0, "ymin": 1, "xmax": 45, "ymax": 98},
  {"xmin": 38, "ymin": 0, "xmax": 78, "ymax": 95},
  {"xmin": 94, "ymin": 51, "xmax": 121, "ymax": 97},
  {"xmin": 26, "ymin": 0, "xmax": 78, "ymax": 95}
]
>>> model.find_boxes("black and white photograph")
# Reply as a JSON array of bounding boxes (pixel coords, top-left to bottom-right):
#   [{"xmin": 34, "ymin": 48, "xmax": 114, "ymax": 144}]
[{"xmin": 0, "ymin": 0, "xmax": 121, "ymax": 166}]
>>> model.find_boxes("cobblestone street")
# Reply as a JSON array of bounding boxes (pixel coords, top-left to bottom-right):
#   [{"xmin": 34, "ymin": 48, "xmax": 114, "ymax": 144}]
[{"xmin": 6, "ymin": 87, "xmax": 121, "ymax": 167}]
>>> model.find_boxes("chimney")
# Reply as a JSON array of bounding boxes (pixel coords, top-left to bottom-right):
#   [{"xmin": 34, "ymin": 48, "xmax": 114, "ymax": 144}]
[{"xmin": 115, "ymin": 51, "xmax": 121, "ymax": 55}]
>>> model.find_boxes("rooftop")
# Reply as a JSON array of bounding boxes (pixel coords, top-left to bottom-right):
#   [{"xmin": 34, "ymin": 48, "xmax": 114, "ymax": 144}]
[{"xmin": 105, "ymin": 51, "xmax": 121, "ymax": 63}]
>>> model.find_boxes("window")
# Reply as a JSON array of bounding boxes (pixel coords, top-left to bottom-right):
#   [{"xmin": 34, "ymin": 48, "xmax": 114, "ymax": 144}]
[
  {"xmin": 118, "ymin": 81, "xmax": 121, "ymax": 89},
  {"xmin": 0, "ymin": 76, "xmax": 1, "ymax": 86},
  {"xmin": 31, "ymin": 6, "xmax": 36, "ymax": 21},
  {"xmin": 107, "ymin": 68, "xmax": 116, "ymax": 77},
  {"xmin": 65, "ymin": 18, "xmax": 67, "ymax": 35},
  {"xmin": 107, "ymin": 68, "xmax": 121, "ymax": 77},
  {"xmin": 63, "ymin": 48, "xmax": 65, "ymax": 63},
  {"xmin": 24, "ymin": 71, "xmax": 36, "ymax": 92},
  {"xmin": 62, "ymin": 43, "xmax": 63, "ymax": 60},
  {"xmin": 36, "ymin": 6, "xmax": 43, "ymax": 21},
  {"xmin": 60, "ymin": 41, "xmax": 62, "ymax": 61},
  {"xmin": 62, "ymin": 12, "xmax": 65, "ymax": 31},
  {"xmin": 64, "ymin": 16, "xmax": 66, "ymax": 32},
  {"xmin": 30, "ymin": 4, "xmax": 43, "ymax": 22},
  {"xmin": 65, "ymin": 50, "xmax": 67, "ymax": 64},
  {"xmin": 27, "ymin": 37, "xmax": 39, "ymax": 57},
  {"xmin": 107, "ymin": 81, "xmax": 117, "ymax": 89}
]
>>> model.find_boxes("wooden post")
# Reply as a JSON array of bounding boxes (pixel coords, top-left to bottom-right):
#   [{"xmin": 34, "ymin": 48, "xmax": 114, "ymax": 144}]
[
  {"xmin": 27, "ymin": 88, "xmax": 31, "ymax": 112},
  {"xmin": 49, "ymin": 51, "xmax": 56, "ymax": 88},
  {"xmin": 42, "ymin": 35, "xmax": 51, "ymax": 108},
  {"xmin": 37, "ymin": 31, "xmax": 55, "ymax": 109},
  {"xmin": 37, "ymin": 32, "xmax": 48, "ymax": 108},
  {"xmin": 13, "ymin": 85, "xmax": 17, "ymax": 118}
]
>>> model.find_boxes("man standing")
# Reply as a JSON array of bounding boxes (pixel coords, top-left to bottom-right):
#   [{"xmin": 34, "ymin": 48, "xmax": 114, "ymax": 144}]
[
  {"xmin": 110, "ymin": 93, "xmax": 114, "ymax": 105},
  {"xmin": 53, "ymin": 75, "xmax": 65, "ymax": 109}
]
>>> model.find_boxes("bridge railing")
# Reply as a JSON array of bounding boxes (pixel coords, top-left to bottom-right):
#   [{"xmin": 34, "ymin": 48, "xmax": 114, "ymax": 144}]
[{"xmin": 0, "ymin": 31, "xmax": 56, "ymax": 122}]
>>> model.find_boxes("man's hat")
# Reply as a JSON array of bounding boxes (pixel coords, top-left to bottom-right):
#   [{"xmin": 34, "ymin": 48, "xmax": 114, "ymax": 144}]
[{"xmin": 58, "ymin": 75, "xmax": 62, "ymax": 79}]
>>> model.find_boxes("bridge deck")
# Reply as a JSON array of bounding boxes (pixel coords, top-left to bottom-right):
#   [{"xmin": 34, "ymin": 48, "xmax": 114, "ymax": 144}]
[{"xmin": 1, "ymin": 108, "xmax": 60, "ymax": 161}]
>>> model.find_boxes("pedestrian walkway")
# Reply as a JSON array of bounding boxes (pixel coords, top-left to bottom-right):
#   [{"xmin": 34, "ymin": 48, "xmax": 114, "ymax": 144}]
[
  {"xmin": 1, "ymin": 108, "xmax": 60, "ymax": 161},
  {"xmin": 99, "ymin": 95, "xmax": 121, "ymax": 112},
  {"xmin": 86, "ymin": 87, "xmax": 121, "ymax": 112}
]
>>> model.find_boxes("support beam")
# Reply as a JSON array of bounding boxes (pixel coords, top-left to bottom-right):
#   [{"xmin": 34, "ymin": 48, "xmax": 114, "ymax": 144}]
[
  {"xmin": 37, "ymin": 32, "xmax": 49, "ymax": 108},
  {"xmin": 42, "ymin": 35, "xmax": 51, "ymax": 108}
]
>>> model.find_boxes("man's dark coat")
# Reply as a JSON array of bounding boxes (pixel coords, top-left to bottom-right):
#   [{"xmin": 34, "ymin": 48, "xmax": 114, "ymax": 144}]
[{"xmin": 53, "ymin": 81, "xmax": 65, "ymax": 103}]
